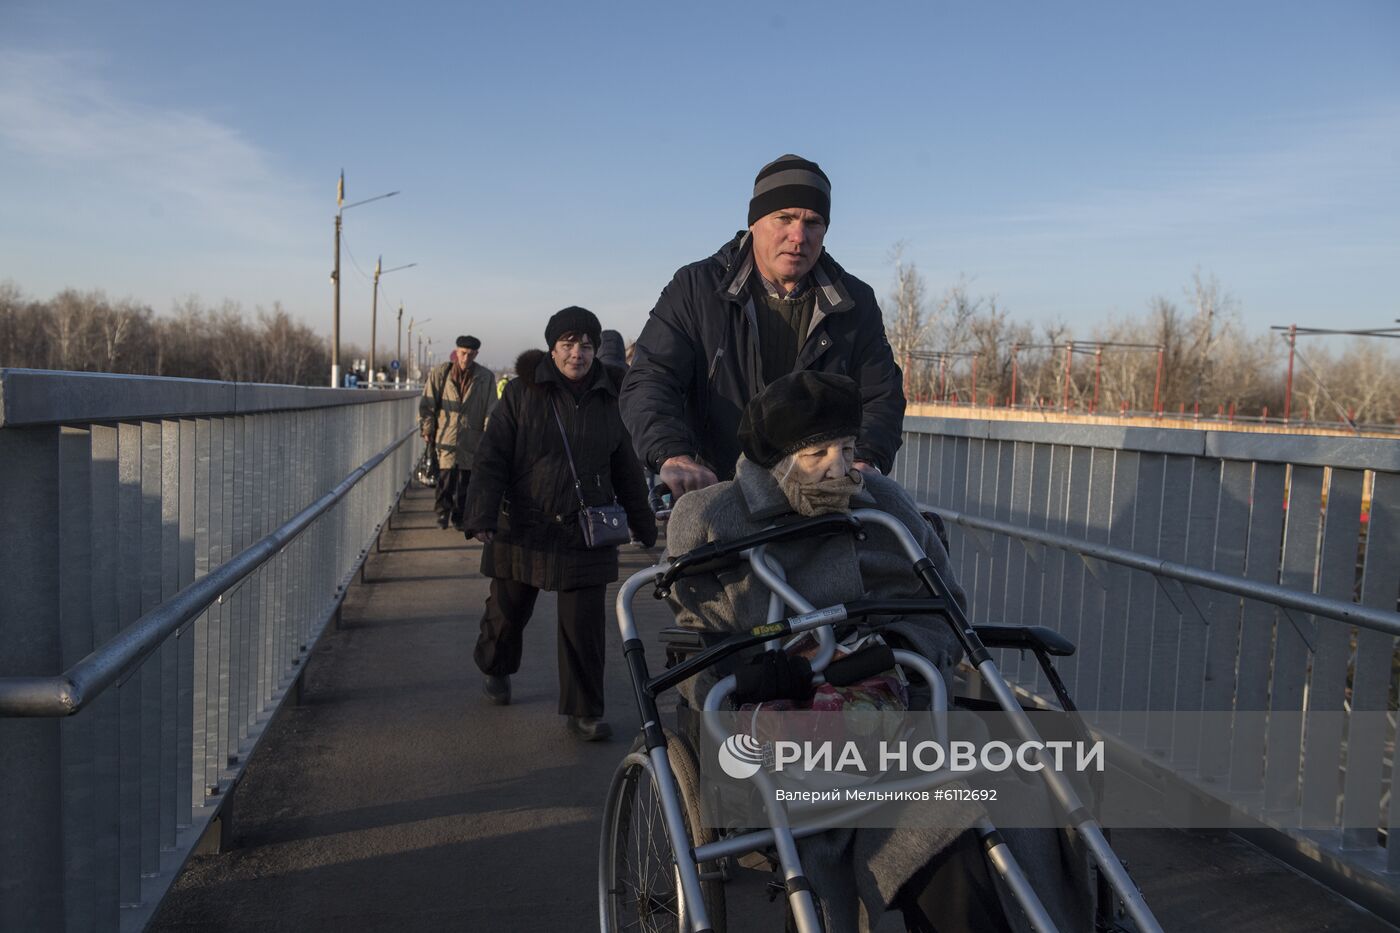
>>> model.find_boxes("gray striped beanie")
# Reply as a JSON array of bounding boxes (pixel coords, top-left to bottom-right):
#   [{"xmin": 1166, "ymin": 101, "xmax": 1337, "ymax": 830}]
[{"xmin": 748, "ymin": 154, "xmax": 831, "ymax": 226}]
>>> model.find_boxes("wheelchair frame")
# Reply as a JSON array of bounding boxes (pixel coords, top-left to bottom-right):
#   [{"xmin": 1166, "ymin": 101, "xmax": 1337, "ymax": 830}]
[{"xmin": 598, "ymin": 509, "xmax": 1161, "ymax": 933}]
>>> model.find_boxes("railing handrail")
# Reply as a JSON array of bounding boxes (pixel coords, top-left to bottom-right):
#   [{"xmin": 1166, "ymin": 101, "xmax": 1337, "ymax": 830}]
[
  {"xmin": 905, "ymin": 414, "xmax": 1400, "ymax": 472},
  {"xmin": 0, "ymin": 368, "xmax": 418, "ymax": 428},
  {"xmin": 0, "ymin": 424, "xmax": 418, "ymax": 718},
  {"xmin": 925, "ymin": 504, "xmax": 1400, "ymax": 638}
]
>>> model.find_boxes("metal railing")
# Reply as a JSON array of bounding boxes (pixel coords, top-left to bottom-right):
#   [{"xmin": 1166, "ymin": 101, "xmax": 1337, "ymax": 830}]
[
  {"xmin": 0, "ymin": 369, "xmax": 421, "ymax": 933},
  {"xmin": 891, "ymin": 415, "xmax": 1400, "ymax": 915}
]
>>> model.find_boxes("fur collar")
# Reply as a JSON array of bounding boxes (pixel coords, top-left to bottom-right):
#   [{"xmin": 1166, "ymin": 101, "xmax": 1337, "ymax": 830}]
[{"xmin": 515, "ymin": 349, "xmax": 547, "ymax": 388}]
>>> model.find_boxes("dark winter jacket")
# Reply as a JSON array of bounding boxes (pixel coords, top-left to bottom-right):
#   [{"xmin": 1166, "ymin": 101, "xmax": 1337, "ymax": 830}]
[
  {"xmin": 620, "ymin": 232, "xmax": 906, "ymax": 479},
  {"xmin": 463, "ymin": 349, "xmax": 657, "ymax": 591}
]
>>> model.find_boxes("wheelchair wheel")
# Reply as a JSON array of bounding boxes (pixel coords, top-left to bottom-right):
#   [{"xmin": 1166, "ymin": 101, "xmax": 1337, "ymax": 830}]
[{"xmin": 599, "ymin": 731, "xmax": 726, "ymax": 932}]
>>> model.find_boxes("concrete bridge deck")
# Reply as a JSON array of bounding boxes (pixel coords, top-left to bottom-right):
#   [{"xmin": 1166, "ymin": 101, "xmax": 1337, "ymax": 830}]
[{"xmin": 147, "ymin": 487, "xmax": 1397, "ymax": 933}]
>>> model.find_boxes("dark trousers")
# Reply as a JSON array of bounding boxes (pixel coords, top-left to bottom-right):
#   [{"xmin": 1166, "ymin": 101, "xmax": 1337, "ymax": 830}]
[
  {"xmin": 895, "ymin": 829, "xmax": 1012, "ymax": 933},
  {"xmin": 434, "ymin": 467, "xmax": 470, "ymax": 524},
  {"xmin": 473, "ymin": 577, "xmax": 607, "ymax": 718}
]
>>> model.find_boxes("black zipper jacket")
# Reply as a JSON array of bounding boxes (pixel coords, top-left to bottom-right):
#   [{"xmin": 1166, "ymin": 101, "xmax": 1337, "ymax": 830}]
[
  {"xmin": 620, "ymin": 232, "xmax": 905, "ymax": 479},
  {"xmin": 464, "ymin": 350, "xmax": 656, "ymax": 591}
]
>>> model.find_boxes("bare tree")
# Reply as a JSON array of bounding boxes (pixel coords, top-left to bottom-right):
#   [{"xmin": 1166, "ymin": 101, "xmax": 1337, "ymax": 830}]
[
  {"xmin": 927, "ymin": 276, "xmax": 982, "ymax": 355},
  {"xmin": 0, "ymin": 281, "xmax": 49, "ymax": 368},
  {"xmin": 46, "ymin": 289, "xmax": 103, "ymax": 370},
  {"xmin": 1290, "ymin": 338, "xmax": 1400, "ymax": 425},
  {"xmin": 966, "ymin": 296, "xmax": 1029, "ymax": 406},
  {"xmin": 1183, "ymin": 269, "xmax": 1235, "ymax": 409},
  {"xmin": 1016, "ymin": 320, "xmax": 1070, "ymax": 409},
  {"xmin": 911, "ymin": 276, "xmax": 984, "ymax": 401},
  {"xmin": 93, "ymin": 298, "xmax": 153, "ymax": 373},
  {"xmin": 258, "ymin": 303, "xmax": 323, "ymax": 385},
  {"xmin": 0, "ymin": 286, "xmax": 331, "ymax": 386},
  {"xmin": 885, "ymin": 242, "xmax": 930, "ymax": 396}
]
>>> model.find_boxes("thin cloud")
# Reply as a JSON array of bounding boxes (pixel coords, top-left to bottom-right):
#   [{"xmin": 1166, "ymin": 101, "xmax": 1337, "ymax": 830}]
[
  {"xmin": 0, "ymin": 49, "xmax": 306, "ymax": 246},
  {"xmin": 983, "ymin": 105, "xmax": 1400, "ymax": 243}
]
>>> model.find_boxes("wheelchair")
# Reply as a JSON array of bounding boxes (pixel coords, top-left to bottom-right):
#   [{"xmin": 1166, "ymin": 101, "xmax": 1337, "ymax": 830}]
[{"xmin": 597, "ymin": 509, "xmax": 1160, "ymax": 933}]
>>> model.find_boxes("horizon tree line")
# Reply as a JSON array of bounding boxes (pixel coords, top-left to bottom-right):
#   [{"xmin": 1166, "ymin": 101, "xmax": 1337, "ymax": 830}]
[
  {"xmin": 884, "ymin": 252, "xmax": 1400, "ymax": 427},
  {"xmin": 2, "ymin": 273, "xmax": 1396, "ymax": 426}
]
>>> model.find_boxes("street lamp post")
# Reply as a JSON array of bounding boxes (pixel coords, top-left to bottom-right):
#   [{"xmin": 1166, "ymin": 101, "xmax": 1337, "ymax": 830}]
[
  {"xmin": 331, "ymin": 171, "xmax": 400, "ymax": 387},
  {"xmin": 406, "ymin": 316, "xmax": 432, "ymax": 383},
  {"xmin": 369, "ymin": 256, "xmax": 416, "ymax": 384}
]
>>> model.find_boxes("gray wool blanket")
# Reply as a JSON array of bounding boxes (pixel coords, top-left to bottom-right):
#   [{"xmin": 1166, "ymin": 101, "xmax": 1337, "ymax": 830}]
[{"xmin": 663, "ymin": 457, "xmax": 1093, "ymax": 931}]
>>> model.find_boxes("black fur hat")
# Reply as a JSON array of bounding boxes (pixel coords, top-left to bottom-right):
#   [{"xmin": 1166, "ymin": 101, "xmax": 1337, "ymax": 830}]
[{"xmin": 738, "ymin": 371, "xmax": 861, "ymax": 468}]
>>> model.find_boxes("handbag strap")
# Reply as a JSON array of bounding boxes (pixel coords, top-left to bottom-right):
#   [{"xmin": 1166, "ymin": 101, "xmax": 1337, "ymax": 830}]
[{"xmin": 549, "ymin": 398, "xmax": 590, "ymax": 510}]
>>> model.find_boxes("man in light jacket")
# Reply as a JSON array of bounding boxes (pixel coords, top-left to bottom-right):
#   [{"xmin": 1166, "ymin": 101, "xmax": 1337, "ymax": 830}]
[{"xmin": 420, "ymin": 335, "xmax": 497, "ymax": 529}]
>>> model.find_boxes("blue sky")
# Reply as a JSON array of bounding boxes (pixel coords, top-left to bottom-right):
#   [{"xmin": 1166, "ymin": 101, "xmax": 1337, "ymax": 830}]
[{"xmin": 2, "ymin": 0, "xmax": 1396, "ymax": 371}]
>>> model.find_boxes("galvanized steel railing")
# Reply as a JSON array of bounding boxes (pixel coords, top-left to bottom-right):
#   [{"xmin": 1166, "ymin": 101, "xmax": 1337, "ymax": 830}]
[
  {"xmin": 0, "ymin": 369, "xmax": 420, "ymax": 933},
  {"xmin": 891, "ymin": 415, "xmax": 1400, "ymax": 915}
]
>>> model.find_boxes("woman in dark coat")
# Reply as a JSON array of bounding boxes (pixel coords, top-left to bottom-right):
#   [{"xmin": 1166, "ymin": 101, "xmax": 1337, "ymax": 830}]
[{"xmin": 463, "ymin": 307, "xmax": 657, "ymax": 740}]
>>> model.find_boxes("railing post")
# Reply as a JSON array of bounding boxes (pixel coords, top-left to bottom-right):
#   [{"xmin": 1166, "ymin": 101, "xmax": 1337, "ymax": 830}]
[
  {"xmin": 0, "ymin": 426, "xmax": 64, "ymax": 931},
  {"xmin": 59, "ymin": 425, "xmax": 99, "ymax": 930}
]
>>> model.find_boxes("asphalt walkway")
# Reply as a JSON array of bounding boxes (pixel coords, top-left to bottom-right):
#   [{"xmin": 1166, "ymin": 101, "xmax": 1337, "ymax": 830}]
[{"xmin": 148, "ymin": 486, "xmax": 1395, "ymax": 932}]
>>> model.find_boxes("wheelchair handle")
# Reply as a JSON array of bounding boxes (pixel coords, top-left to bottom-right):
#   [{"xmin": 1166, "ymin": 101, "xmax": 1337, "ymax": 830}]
[
  {"xmin": 648, "ymin": 480, "xmax": 671, "ymax": 516},
  {"xmin": 644, "ymin": 597, "xmax": 948, "ymax": 698},
  {"xmin": 654, "ymin": 512, "xmax": 863, "ymax": 598},
  {"xmin": 821, "ymin": 643, "xmax": 898, "ymax": 687}
]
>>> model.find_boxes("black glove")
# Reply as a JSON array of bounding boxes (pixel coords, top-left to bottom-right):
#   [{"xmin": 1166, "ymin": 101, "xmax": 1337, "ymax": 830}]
[
  {"xmin": 733, "ymin": 650, "xmax": 815, "ymax": 705},
  {"xmin": 631, "ymin": 515, "xmax": 659, "ymax": 548}
]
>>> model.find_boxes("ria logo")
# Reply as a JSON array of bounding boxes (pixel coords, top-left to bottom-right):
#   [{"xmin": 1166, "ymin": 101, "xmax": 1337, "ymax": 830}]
[{"xmin": 718, "ymin": 734, "xmax": 765, "ymax": 780}]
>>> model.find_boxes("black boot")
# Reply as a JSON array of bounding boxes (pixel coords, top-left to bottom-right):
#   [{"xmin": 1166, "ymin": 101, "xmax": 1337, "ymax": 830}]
[{"xmin": 483, "ymin": 675, "xmax": 511, "ymax": 705}]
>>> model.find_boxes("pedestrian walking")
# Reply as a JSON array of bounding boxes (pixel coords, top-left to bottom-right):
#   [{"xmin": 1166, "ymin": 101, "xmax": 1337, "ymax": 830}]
[
  {"xmin": 420, "ymin": 335, "xmax": 497, "ymax": 529},
  {"xmin": 463, "ymin": 307, "xmax": 656, "ymax": 740}
]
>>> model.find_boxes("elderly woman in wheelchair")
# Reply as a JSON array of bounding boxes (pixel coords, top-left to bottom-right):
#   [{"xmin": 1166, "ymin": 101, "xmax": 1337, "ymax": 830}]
[{"xmin": 599, "ymin": 371, "xmax": 1156, "ymax": 933}]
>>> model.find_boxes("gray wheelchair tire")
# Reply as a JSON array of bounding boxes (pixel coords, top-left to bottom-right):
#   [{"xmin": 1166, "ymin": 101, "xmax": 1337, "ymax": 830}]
[{"xmin": 599, "ymin": 731, "xmax": 726, "ymax": 932}]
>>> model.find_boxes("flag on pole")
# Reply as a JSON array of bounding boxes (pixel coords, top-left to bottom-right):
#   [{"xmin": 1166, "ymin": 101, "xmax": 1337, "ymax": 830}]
[{"xmin": 337, "ymin": 170, "xmax": 345, "ymax": 207}]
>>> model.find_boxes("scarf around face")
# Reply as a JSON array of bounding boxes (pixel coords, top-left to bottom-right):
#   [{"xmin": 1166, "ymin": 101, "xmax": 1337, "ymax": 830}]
[
  {"xmin": 450, "ymin": 360, "xmax": 470, "ymax": 395},
  {"xmin": 776, "ymin": 468, "xmax": 865, "ymax": 517}
]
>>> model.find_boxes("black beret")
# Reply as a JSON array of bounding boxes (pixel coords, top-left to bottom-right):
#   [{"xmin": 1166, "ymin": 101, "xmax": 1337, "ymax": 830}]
[
  {"xmin": 544, "ymin": 306, "xmax": 602, "ymax": 348},
  {"xmin": 456, "ymin": 335, "xmax": 481, "ymax": 350},
  {"xmin": 738, "ymin": 371, "xmax": 862, "ymax": 469}
]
